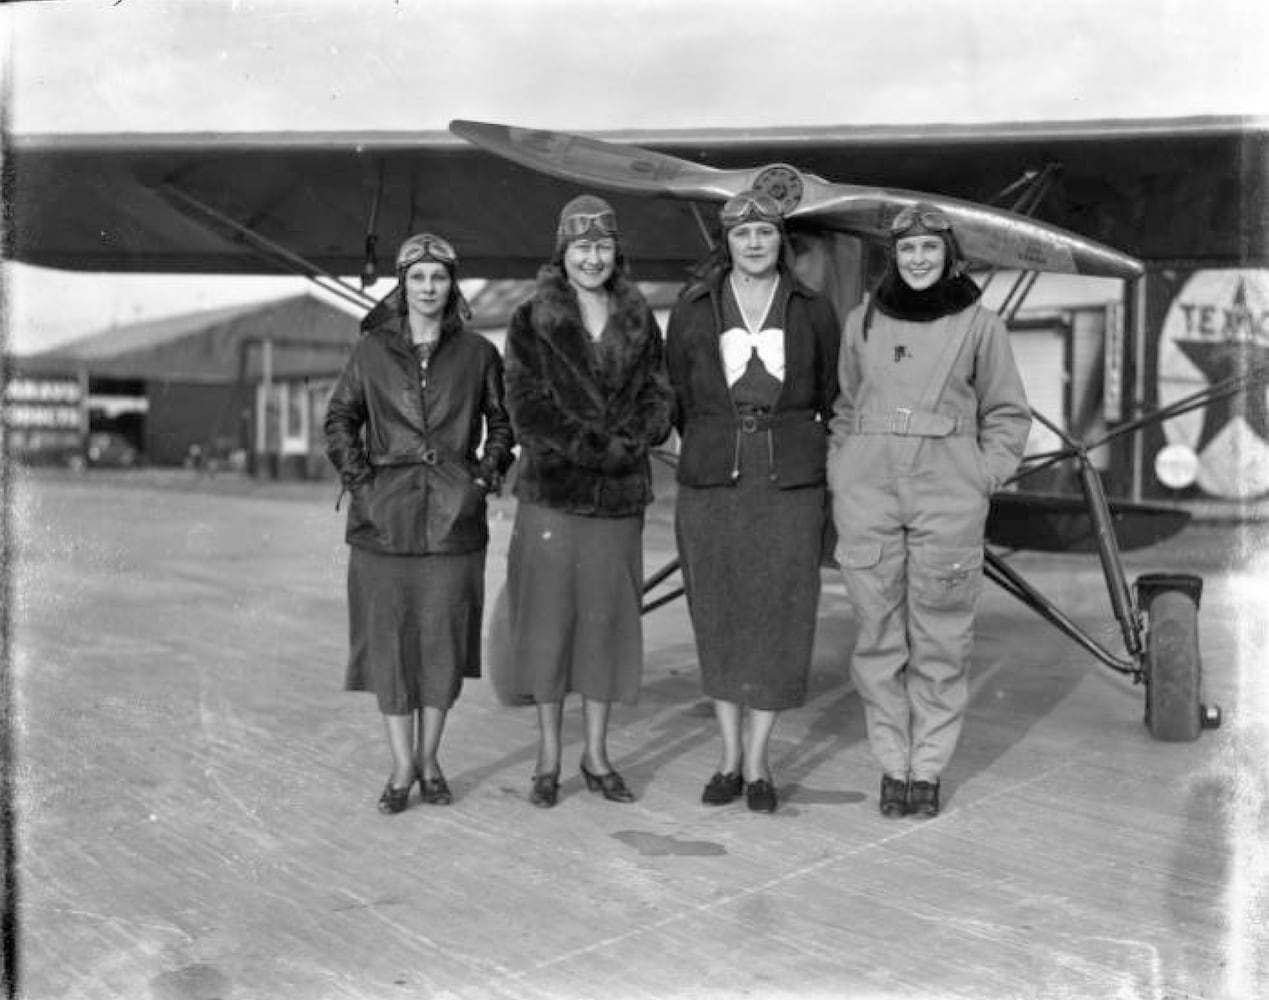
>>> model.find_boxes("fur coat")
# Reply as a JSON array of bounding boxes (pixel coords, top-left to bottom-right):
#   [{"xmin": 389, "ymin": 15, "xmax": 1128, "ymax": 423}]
[{"xmin": 504, "ymin": 264, "xmax": 673, "ymax": 517}]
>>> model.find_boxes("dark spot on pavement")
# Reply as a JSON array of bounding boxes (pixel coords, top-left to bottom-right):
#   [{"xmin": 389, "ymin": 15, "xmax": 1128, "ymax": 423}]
[{"xmin": 613, "ymin": 830, "xmax": 726, "ymax": 856}]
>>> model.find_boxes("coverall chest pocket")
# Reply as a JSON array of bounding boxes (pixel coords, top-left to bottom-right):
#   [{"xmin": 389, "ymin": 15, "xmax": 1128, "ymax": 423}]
[{"xmin": 911, "ymin": 545, "xmax": 984, "ymax": 612}]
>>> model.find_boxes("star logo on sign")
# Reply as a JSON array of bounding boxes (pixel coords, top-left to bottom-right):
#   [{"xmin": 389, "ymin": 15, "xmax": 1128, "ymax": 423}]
[{"xmin": 1172, "ymin": 279, "xmax": 1269, "ymax": 451}]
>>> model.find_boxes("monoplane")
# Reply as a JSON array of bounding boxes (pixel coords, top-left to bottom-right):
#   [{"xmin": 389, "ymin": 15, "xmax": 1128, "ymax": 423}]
[{"xmin": 9, "ymin": 115, "xmax": 1267, "ymax": 741}]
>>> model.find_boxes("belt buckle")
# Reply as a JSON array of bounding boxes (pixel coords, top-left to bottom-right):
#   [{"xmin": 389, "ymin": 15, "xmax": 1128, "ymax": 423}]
[
  {"xmin": 891, "ymin": 408, "xmax": 912, "ymax": 435},
  {"xmin": 421, "ymin": 448, "xmax": 439, "ymax": 465},
  {"xmin": 739, "ymin": 414, "xmax": 760, "ymax": 434}
]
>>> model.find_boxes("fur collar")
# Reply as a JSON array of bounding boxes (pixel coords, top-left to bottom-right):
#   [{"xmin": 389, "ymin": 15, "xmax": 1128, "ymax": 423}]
[
  {"xmin": 528, "ymin": 263, "xmax": 655, "ymax": 371},
  {"xmin": 872, "ymin": 268, "xmax": 983, "ymax": 323}
]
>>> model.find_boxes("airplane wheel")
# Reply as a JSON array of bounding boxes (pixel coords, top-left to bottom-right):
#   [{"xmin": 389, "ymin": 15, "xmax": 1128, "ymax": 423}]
[
  {"xmin": 483, "ymin": 584, "xmax": 532, "ymax": 707},
  {"xmin": 1142, "ymin": 588, "xmax": 1202, "ymax": 742}
]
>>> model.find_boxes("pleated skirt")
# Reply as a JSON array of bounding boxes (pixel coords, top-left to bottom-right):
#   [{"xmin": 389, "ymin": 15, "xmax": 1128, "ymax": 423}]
[
  {"xmin": 675, "ymin": 436, "xmax": 825, "ymax": 711},
  {"xmin": 345, "ymin": 545, "xmax": 484, "ymax": 714},
  {"xmin": 504, "ymin": 502, "xmax": 644, "ymax": 705}
]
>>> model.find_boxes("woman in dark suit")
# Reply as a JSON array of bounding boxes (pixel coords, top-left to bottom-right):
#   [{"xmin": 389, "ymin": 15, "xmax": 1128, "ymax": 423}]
[{"xmin": 666, "ymin": 191, "xmax": 840, "ymax": 813}]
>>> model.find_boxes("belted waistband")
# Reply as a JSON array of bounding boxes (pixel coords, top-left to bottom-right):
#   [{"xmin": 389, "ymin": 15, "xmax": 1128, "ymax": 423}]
[
  {"xmin": 850, "ymin": 408, "xmax": 975, "ymax": 437},
  {"xmin": 700, "ymin": 407, "xmax": 818, "ymax": 435},
  {"xmin": 369, "ymin": 447, "xmax": 467, "ymax": 468}
]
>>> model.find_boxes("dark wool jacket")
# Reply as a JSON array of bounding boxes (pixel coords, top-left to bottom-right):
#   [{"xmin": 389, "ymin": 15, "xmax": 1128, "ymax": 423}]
[
  {"xmin": 505, "ymin": 265, "xmax": 674, "ymax": 517},
  {"xmin": 666, "ymin": 272, "xmax": 841, "ymax": 488},
  {"xmin": 324, "ymin": 314, "xmax": 514, "ymax": 555}
]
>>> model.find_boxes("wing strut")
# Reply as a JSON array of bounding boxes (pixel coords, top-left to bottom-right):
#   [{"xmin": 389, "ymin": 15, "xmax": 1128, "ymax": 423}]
[
  {"xmin": 979, "ymin": 163, "xmax": 1061, "ymax": 313},
  {"xmin": 160, "ymin": 184, "xmax": 377, "ymax": 312},
  {"xmin": 977, "ymin": 163, "xmax": 1068, "ymax": 325}
]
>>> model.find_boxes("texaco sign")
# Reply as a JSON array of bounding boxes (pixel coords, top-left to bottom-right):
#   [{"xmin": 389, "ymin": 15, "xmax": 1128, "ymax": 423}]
[{"xmin": 1155, "ymin": 269, "xmax": 1269, "ymax": 499}]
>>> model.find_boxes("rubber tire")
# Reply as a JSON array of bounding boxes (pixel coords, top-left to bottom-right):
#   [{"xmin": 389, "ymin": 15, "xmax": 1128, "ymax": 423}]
[{"xmin": 1144, "ymin": 589, "xmax": 1202, "ymax": 741}]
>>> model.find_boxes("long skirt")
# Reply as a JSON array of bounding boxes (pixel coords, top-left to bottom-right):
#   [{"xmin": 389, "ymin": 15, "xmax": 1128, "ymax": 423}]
[
  {"xmin": 504, "ymin": 502, "xmax": 644, "ymax": 705},
  {"xmin": 675, "ymin": 443, "xmax": 825, "ymax": 711},
  {"xmin": 345, "ymin": 545, "xmax": 484, "ymax": 714}
]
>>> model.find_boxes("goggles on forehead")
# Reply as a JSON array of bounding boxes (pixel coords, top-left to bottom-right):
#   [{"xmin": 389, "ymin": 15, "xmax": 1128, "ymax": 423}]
[
  {"xmin": 396, "ymin": 234, "xmax": 459, "ymax": 271},
  {"xmin": 889, "ymin": 206, "xmax": 953, "ymax": 236},
  {"xmin": 720, "ymin": 191, "xmax": 784, "ymax": 229},
  {"xmin": 558, "ymin": 209, "xmax": 619, "ymax": 243}
]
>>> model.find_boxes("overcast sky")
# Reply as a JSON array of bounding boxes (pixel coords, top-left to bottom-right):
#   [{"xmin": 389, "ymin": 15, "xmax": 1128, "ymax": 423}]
[{"xmin": 4, "ymin": 0, "xmax": 1268, "ymax": 352}]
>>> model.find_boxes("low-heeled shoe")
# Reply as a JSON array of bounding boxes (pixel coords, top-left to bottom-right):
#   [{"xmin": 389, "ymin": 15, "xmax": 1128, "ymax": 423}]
[
  {"xmin": 419, "ymin": 775, "xmax": 452, "ymax": 806},
  {"xmin": 377, "ymin": 776, "xmax": 414, "ymax": 815},
  {"xmin": 879, "ymin": 774, "xmax": 909, "ymax": 818},
  {"xmin": 701, "ymin": 771, "xmax": 744, "ymax": 805},
  {"xmin": 580, "ymin": 762, "xmax": 635, "ymax": 803},
  {"xmin": 745, "ymin": 778, "xmax": 778, "ymax": 813},
  {"xmin": 530, "ymin": 771, "xmax": 560, "ymax": 808},
  {"xmin": 908, "ymin": 779, "xmax": 940, "ymax": 818}
]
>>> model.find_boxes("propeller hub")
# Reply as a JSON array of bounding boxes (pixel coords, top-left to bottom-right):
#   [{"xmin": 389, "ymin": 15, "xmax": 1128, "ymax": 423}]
[{"xmin": 751, "ymin": 164, "xmax": 804, "ymax": 215}]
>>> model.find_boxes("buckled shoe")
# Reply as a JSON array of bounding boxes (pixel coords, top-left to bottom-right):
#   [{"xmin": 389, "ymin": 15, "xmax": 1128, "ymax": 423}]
[
  {"xmin": 879, "ymin": 774, "xmax": 909, "ymax": 818},
  {"xmin": 908, "ymin": 779, "xmax": 940, "ymax": 818},
  {"xmin": 702, "ymin": 771, "xmax": 745, "ymax": 806}
]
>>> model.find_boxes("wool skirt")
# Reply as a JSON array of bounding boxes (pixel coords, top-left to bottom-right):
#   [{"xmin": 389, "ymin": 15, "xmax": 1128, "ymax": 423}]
[
  {"xmin": 504, "ymin": 502, "xmax": 644, "ymax": 705},
  {"xmin": 345, "ymin": 545, "xmax": 484, "ymax": 714},
  {"xmin": 675, "ymin": 436, "xmax": 825, "ymax": 711}
]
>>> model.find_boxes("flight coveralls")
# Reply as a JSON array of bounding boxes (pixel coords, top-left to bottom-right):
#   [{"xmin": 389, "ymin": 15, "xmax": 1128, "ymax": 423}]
[{"xmin": 827, "ymin": 300, "xmax": 1031, "ymax": 781}]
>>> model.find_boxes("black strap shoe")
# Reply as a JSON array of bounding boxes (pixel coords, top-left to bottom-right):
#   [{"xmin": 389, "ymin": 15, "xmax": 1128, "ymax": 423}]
[
  {"xmin": 377, "ymin": 775, "xmax": 415, "ymax": 815},
  {"xmin": 745, "ymin": 778, "xmax": 778, "ymax": 813},
  {"xmin": 419, "ymin": 774, "xmax": 452, "ymax": 806},
  {"xmin": 530, "ymin": 771, "xmax": 560, "ymax": 808},
  {"xmin": 702, "ymin": 771, "xmax": 745, "ymax": 805},
  {"xmin": 879, "ymin": 774, "xmax": 909, "ymax": 818},
  {"xmin": 908, "ymin": 779, "xmax": 940, "ymax": 818},
  {"xmin": 580, "ymin": 762, "xmax": 635, "ymax": 803}
]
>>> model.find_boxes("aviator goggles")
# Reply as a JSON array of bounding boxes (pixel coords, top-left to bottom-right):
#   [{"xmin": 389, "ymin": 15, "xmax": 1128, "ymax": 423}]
[
  {"xmin": 889, "ymin": 206, "xmax": 953, "ymax": 237},
  {"xmin": 557, "ymin": 209, "xmax": 619, "ymax": 243},
  {"xmin": 719, "ymin": 191, "xmax": 784, "ymax": 229},
  {"xmin": 396, "ymin": 233, "xmax": 459, "ymax": 271}
]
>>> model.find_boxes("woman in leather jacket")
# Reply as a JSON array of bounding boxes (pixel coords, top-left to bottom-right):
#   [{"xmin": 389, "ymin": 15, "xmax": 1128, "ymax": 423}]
[{"xmin": 325, "ymin": 233, "xmax": 513, "ymax": 814}]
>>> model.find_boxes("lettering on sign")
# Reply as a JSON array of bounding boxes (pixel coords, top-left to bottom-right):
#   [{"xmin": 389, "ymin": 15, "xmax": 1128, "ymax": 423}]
[{"xmin": 1156, "ymin": 269, "xmax": 1269, "ymax": 499}]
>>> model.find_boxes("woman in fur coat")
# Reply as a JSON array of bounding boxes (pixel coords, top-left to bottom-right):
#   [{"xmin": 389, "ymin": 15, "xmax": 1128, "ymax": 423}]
[{"xmin": 502, "ymin": 195, "xmax": 674, "ymax": 808}]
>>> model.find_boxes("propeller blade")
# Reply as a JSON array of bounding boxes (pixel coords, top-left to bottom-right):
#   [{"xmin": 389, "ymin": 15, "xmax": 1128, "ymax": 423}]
[
  {"xmin": 792, "ymin": 187, "xmax": 1144, "ymax": 279},
  {"xmin": 451, "ymin": 120, "xmax": 1145, "ymax": 280},
  {"xmin": 449, "ymin": 119, "xmax": 750, "ymax": 200}
]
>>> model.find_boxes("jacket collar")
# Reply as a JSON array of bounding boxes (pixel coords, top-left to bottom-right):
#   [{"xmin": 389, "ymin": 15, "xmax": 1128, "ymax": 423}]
[
  {"xmin": 369, "ymin": 313, "xmax": 463, "ymax": 360},
  {"xmin": 679, "ymin": 267, "xmax": 818, "ymax": 306}
]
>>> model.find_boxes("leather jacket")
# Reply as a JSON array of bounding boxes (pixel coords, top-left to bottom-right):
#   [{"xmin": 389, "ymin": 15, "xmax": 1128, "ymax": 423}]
[{"xmin": 324, "ymin": 315, "xmax": 514, "ymax": 555}]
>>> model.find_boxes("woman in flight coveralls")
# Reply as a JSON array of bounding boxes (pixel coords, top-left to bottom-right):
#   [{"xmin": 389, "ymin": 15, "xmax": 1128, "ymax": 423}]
[{"xmin": 828, "ymin": 204, "xmax": 1031, "ymax": 819}]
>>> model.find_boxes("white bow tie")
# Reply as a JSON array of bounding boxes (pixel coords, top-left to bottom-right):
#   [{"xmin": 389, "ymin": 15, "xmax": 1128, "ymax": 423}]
[{"xmin": 720, "ymin": 326, "xmax": 785, "ymax": 386}]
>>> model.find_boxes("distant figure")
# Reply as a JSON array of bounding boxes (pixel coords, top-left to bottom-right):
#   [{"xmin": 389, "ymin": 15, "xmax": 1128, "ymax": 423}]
[
  {"xmin": 828, "ymin": 204, "xmax": 1031, "ymax": 819},
  {"xmin": 665, "ymin": 191, "xmax": 841, "ymax": 814},
  {"xmin": 501, "ymin": 195, "xmax": 673, "ymax": 808},
  {"xmin": 324, "ymin": 233, "xmax": 514, "ymax": 814}
]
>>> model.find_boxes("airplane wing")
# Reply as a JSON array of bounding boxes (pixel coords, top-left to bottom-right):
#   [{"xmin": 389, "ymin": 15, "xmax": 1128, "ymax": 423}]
[{"xmin": 7, "ymin": 116, "xmax": 1266, "ymax": 282}]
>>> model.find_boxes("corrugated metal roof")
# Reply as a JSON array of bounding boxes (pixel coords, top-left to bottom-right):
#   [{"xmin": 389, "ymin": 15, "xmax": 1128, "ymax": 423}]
[{"xmin": 19, "ymin": 294, "xmax": 361, "ymax": 382}]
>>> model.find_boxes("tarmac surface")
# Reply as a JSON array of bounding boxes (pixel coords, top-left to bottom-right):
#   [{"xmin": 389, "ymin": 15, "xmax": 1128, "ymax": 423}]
[{"xmin": 6, "ymin": 466, "xmax": 1268, "ymax": 1000}]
